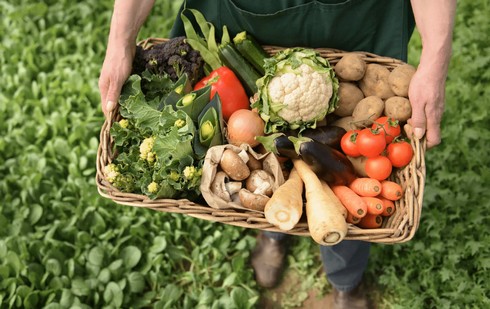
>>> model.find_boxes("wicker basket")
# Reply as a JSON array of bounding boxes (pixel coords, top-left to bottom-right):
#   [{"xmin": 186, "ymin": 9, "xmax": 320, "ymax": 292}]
[{"xmin": 96, "ymin": 38, "xmax": 426, "ymax": 244}]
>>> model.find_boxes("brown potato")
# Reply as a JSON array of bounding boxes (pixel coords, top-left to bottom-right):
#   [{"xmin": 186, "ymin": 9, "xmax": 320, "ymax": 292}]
[
  {"xmin": 389, "ymin": 64, "xmax": 416, "ymax": 97},
  {"xmin": 334, "ymin": 54, "xmax": 367, "ymax": 81},
  {"xmin": 384, "ymin": 96, "xmax": 412, "ymax": 122},
  {"xmin": 334, "ymin": 82, "xmax": 365, "ymax": 117},
  {"xmin": 359, "ymin": 64, "xmax": 395, "ymax": 99},
  {"xmin": 331, "ymin": 116, "xmax": 358, "ymax": 131},
  {"xmin": 352, "ymin": 96, "xmax": 385, "ymax": 126}
]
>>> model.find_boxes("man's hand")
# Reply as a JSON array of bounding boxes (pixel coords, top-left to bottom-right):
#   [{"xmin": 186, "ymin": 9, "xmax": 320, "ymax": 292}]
[
  {"xmin": 408, "ymin": 64, "xmax": 446, "ymax": 148},
  {"xmin": 410, "ymin": 0, "xmax": 456, "ymax": 148},
  {"xmin": 99, "ymin": 44, "xmax": 135, "ymax": 117},
  {"xmin": 98, "ymin": 0, "xmax": 155, "ymax": 117}
]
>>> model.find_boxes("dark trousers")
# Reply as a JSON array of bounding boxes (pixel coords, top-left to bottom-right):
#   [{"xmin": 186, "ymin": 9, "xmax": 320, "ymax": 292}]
[{"xmin": 263, "ymin": 231, "xmax": 370, "ymax": 292}]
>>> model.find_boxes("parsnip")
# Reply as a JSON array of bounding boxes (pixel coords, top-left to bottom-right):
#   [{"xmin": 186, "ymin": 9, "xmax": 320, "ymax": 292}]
[
  {"xmin": 264, "ymin": 168, "xmax": 304, "ymax": 231},
  {"xmin": 293, "ymin": 159, "xmax": 348, "ymax": 246}
]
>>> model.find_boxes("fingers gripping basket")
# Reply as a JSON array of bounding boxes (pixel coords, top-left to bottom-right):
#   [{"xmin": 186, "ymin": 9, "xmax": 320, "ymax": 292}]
[{"xmin": 96, "ymin": 38, "xmax": 426, "ymax": 244}]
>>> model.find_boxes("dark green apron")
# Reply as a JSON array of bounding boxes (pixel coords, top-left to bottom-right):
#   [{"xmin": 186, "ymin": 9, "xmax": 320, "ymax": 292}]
[{"xmin": 170, "ymin": 0, "xmax": 415, "ymax": 61}]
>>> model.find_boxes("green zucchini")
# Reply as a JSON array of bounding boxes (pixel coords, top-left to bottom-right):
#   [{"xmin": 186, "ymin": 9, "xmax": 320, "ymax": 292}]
[
  {"xmin": 233, "ymin": 31, "xmax": 269, "ymax": 75},
  {"xmin": 218, "ymin": 42, "xmax": 261, "ymax": 96}
]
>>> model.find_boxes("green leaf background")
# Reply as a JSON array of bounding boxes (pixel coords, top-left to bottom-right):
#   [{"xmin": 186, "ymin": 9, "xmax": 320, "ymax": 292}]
[{"xmin": 0, "ymin": 0, "xmax": 488, "ymax": 308}]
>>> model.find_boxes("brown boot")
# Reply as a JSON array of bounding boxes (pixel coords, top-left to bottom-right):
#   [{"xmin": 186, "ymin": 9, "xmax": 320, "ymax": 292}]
[
  {"xmin": 326, "ymin": 283, "xmax": 373, "ymax": 309},
  {"xmin": 251, "ymin": 232, "xmax": 288, "ymax": 288}
]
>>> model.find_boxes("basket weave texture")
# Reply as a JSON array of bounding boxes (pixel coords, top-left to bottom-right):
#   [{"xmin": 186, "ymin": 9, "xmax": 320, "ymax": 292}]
[{"xmin": 96, "ymin": 38, "xmax": 426, "ymax": 244}]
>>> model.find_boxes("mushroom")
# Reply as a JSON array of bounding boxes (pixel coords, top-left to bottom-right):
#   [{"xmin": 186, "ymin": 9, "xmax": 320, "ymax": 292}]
[
  {"xmin": 238, "ymin": 189, "xmax": 270, "ymax": 211},
  {"xmin": 211, "ymin": 171, "xmax": 242, "ymax": 202},
  {"xmin": 219, "ymin": 149, "xmax": 250, "ymax": 181},
  {"xmin": 246, "ymin": 170, "xmax": 274, "ymax": 197},
  {"xmin": 246, "ymin": 155, "xmax": 263, "ymax": 171}
]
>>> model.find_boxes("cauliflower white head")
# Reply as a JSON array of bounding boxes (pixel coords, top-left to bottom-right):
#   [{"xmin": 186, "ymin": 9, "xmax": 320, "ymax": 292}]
[
  {"xmin": 254, "ymin": 48, "xmax": 339, "ymax": 133},
  {"xmin": 267, "ymin": 63, "xmax": 333, "ymax": 123}
]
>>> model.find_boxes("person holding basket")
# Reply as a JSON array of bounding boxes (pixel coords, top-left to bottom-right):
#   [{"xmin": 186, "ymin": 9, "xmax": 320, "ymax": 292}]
[{"xmin": 99, "ymin": 1, "xmax": 456, "ymax": 307}]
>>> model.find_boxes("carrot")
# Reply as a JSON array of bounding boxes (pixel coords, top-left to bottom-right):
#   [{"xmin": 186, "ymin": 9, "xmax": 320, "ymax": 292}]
[
  {"xmin": 346, "ymin": 213, "xmax": 361, "ymax": 225},
  {"xmin": 293, "ymin": 159, "xmax": 348, "ymax": 246},
  {"xmin": 349, "ymin": 177, "xmax": 382, "ymax": 197},
  {"xmin": 331, "ymin": 185, "xmax": 367, "ymax": 218},
  {"xmin": 357, "ymin": 214, "xmax": 383, "ymax": 229},
  {"xmin": 264, "ymin": 167, "xmax": 304, "ymax": 231},
  {"xmin": 380, "ymin": 180, "xmax": 403, "ymax": 201},
  {"xmin": 379, "ymin": 198, "xmax": 396, "ymax": 216},
  {"xmin": 321, "ymin": 180, "xmax": 348, "ymax": 219},
  {"xmin": 362, "ymin": 196, "xmax": 385, "ymax": 215}
]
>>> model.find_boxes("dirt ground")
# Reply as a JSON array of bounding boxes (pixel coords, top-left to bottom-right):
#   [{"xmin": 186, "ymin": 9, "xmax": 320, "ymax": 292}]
[{"xmin": 256, "ymin": 269, "xmax": 332, "ymax": 309}]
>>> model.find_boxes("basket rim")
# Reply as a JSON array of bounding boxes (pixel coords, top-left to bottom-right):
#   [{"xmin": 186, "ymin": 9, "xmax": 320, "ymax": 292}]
[{"xmin": 96, "ymin": 38, "xmax": 426, "ymax": 244}]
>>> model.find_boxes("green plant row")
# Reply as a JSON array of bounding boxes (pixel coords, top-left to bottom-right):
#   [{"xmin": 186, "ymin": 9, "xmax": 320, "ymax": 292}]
[{"xmin": 0, "ymin": 0, "xmax": 488, "ymax": 308}]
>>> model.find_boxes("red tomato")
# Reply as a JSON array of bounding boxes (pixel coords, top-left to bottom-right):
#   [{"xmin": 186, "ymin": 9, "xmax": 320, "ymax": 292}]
[
  {"xmin": 365, "ymin": 156, "xmax": 392, "ymax": 180},
  {"xmin": 341, "ymin": 130, "xmax": 361, "ymax": 157},
  {"xmin": 194, "ymin": 66, "xmax": 250, "ymax": 121},
  {"xmin": 356, "ymin": 128, "xmax": 387, "ymax": 158},
  {"xmin": 387, "ymin": 140, "xmax": 414, "ymax": 167},
  {"xmin": 372, "ymin": 116, "xmax": 401, "ymax": 144}
]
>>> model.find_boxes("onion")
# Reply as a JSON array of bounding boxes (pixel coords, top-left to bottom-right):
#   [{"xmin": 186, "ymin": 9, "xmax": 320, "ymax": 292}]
[{"xmin": 226, "ymin": 109, "xmax": 265, "ymax": 147}]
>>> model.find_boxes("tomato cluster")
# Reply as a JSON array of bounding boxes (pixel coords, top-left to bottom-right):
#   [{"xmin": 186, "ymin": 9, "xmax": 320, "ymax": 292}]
[{"xmin": 340, "ymin": 116, "xmax": 414, "ymax": 181}]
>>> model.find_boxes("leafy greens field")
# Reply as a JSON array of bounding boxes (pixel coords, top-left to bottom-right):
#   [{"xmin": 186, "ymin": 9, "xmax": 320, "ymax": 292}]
[{"xmin": 0, "ymin": 0, "xmax": 489, "ymax": 308}]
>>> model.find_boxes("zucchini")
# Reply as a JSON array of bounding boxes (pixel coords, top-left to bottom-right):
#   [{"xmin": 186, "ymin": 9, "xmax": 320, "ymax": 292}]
[
  {"xmin": 233, "ymin": 31, "xmax": 269, "ymax": 75},
  {"xmin": 218, "ymin": 42, "xmax": 261, "ymax": 96}
]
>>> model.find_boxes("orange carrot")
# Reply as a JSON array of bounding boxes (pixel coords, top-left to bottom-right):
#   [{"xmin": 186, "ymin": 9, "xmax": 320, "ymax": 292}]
[
  {"xmin": 380, "ymin": 198, "xmax": 396, "ymax": 216},
  {"xmin": 357, "ymin": 214, "xmax": 383, "ymax": 229},
  {"xmin": 346, "ymin": 213, "xmax": 361, "ymax": 225},
  {"xmin": 380, "ymin": 180, "xmax": 403, "ymax": 201},
  {"xmin": 349, "ymin": 177, "xmax": 382, "ymax": 197},
  {"xmin": 331, "ymin": 185, "xmax": 367, "ymax": 218},
  {"xmin": 293, "ymin": 159, "xmax": 348, "ymax": 246},
  {"xmin": 362, "ymin": 197, "xmax": 385, "ymax": 215}
]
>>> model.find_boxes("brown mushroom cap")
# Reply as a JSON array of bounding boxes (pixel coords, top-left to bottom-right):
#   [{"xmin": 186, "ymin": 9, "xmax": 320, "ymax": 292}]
[
  {"xmin": 246, "ymin": 155, "xmax": 263, "ymax": 171},
  {"xmin": 238, "ymin": 189, "xmax": 270, "ymax": 211},
  {"xmin": 219, "ymin": 149, "xmax": 250, "ymax": 181}
]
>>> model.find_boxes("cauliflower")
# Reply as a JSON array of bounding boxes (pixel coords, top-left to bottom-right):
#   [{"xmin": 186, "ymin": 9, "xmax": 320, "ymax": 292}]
[
  {"xmin": 104, "ymin": 164, "xmax": 119, "ymax": 183},
  {"xmin": 174, "ymin": 118, "xmax": 186, "ymax": 128},
  {"xmin": 119, "ymin": 119, "xmax": 129, "ymax": 129},
  {"xmin": 254, "ymin": 48, "xmax": 339, "ymax": 133},
  {"xmin": 267, "ymin": 64, "xmax": 333, "ymax": 123},
  {"xmin": 147, "ymin": 181, "xmax": 159, "ymax": 193},
  {"xmin": 139, "ymin": 136, "xmax": 156, "ymax": 162},
  {"xmin": 183, "ymin": 165, "xmax": 199, "ymax": 180}
]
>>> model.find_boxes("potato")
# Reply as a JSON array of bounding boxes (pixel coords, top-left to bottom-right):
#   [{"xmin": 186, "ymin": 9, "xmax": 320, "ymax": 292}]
[
  {"xmin": 334, "ymin": 54, "xmax": 367, "ymax": 81},
  {"xmin": 352, "ymin": 96, "xmax": 384, "ymax": 126},
  {"xmin": 384, "ymin": 96, "xmax": 412, "ymax": 122},
  {"xmin": 389, "ymin": 64, "xmax": 416, "ymax": 97},
  {"xmin": 359, "ymin": 64, "xmax": 395, "ymax": 99},
  {"xmin": 334, "ymin": 82, "xmax": 364, "ymax": 117},
  {"xmin": 331, "ymin": 116, "xmax": 357, "ymax": 131}
]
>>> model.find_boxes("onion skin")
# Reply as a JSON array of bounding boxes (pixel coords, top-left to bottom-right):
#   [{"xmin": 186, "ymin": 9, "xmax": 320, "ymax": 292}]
[{"xmin": 226, "ymin": 109, "xmax": 265, "ymax": 147}]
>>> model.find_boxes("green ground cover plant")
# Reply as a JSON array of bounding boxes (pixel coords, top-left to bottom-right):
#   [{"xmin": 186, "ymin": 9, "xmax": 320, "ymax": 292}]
[{"xmin": 0, "ymin": 0, "xmax": 488, "ymax": 308}]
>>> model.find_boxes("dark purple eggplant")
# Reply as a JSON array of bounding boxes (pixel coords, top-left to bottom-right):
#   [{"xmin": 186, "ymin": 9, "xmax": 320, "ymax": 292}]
[
  {"xmin": 290, "ymin": 136, "xmax": 356, "ymax": 186},
  {"xmin": 255, "ymin": 133, "xmax": 299, "ymax": 159},
  {"xmin": 256, "ymin": 134, "xmax": 356, "ymax": 186},
  {"xmin": 301, "ymin": 126, "xmax": 346, "ymax": 150}
]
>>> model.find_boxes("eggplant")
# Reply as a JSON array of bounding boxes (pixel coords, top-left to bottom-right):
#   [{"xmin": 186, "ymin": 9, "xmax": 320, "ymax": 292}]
[
  {"xmin": 256, "ymin": 134, "xmax": 356, "ymax": 186},
  {"xmin": 255, "ymin": 133, "xmax": 299, "ymax": 159},
  {"xmin": 301, "ymin": 126, "xmax": 347, "ymax": 151},
  {"xmin": 292, "ymin": 137, "xmax": 356, "ymax": 186}
]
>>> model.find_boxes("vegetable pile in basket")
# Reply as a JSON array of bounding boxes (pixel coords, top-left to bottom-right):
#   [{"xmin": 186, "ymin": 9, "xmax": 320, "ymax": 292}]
[{"xmin": 102, "ymin": 8, "xmax": 418, "ymax": 244}]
